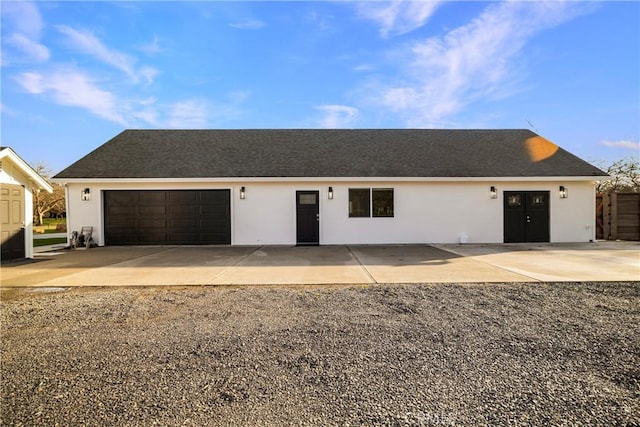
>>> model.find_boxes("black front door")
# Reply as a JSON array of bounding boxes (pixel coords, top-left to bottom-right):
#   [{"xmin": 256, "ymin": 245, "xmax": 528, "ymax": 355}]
[
  {"xmin": 504, "ymin": 191, "xmax": 550, "ymax": 243},
  {"xmin": 296, "ymin": 191, "xmax": 319, "ymax": 245}
]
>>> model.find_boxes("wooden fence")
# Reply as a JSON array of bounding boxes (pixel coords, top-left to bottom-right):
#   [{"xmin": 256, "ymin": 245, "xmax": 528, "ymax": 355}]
[{"xmin": 596, "ymin": 193, "xmax": 640, "ymax": 241}]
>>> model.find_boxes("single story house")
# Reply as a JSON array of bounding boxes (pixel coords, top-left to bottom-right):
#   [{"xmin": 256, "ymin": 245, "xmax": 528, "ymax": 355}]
[
  {"xmin": 1, "ymin": 147, "xmax": 53, "ymax": 260},
  {"xmin": 53, "ymin": 129, "xmax": 607, "ymax": 246}
]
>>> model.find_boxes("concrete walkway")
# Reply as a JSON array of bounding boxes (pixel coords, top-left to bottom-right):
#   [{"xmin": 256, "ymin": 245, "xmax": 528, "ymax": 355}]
[{"xmin": 2, "ymin": 242, "xmax": 638, "ymax": 287}]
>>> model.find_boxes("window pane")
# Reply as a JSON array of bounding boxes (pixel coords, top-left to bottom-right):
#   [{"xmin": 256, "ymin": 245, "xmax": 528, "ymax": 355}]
[
  {"xmin": 530, "ymin": 194, "xmax": 544, "ymax": 205},
  {"xmin": 299, "ymin": 194, "xmax": 316, "ymax": 205},
  {"xmin": 372, "ymin": 188, "xmax": 394, "ymax": 217},
  {"xmin": 349, "ymin": 189, "xmax": 370, "ymax": 217}
]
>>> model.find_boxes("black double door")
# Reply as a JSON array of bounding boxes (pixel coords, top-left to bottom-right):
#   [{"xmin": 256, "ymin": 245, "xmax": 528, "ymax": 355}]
[
  {"xmin": 504, "ymin": 191, "xmax": 550, "ymax": 243},
  {"xmin": 296, "ymin": 191, "xmax": 319, "ymax": 245}
]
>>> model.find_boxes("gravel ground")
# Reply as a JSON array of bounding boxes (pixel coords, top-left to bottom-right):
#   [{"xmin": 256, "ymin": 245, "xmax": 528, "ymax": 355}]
[{"xmin": 1, "ymin": 282, "xmax": 639, "ymax": 426}]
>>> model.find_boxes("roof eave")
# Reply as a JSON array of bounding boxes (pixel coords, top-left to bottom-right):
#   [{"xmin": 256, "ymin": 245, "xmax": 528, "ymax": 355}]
[
  {"xmin": 51, "ymin": 175, "xmax": 608, "ymax": 184},
  {"xmin": 0, "ymin": 147, "xmax": 53, "ymax": 192}
]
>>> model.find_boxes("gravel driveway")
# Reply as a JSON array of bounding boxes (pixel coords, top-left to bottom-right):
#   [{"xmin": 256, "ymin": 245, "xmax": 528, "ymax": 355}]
[{"xmin": 1, "ymin": 282, "xmax": 638, "ymax": 426}]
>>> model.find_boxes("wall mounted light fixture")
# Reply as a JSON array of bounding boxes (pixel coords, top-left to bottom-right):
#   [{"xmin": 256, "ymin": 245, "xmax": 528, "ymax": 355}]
[
  {"xmin": 489, "ymin": 186, "xmax": 498, "ymax": 199},
  {"xmin": 559, "ymin": 185, "xmax": 568, "ymax": 198},
  {"xmin": 240, "ymin": 186, "xmax": 246, "ymax": 199},
  {"xmin": 328, "ymin": 186, "xmax": 334, "ymax": 199},
  {"xmin": 81, "ymin": 187, "xmax": 91, "ymax": 201}
]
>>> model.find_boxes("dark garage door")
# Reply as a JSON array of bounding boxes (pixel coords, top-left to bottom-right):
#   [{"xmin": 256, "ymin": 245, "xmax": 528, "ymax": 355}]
[{"xmin": 104, "ymin": 190, "xmax": 230, "ymax": 245}]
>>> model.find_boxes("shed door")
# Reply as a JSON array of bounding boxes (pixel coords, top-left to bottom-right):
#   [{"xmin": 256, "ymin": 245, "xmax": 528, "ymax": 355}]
[
  {"xmin": 1, "ymin": 184, "xmax": 26, "ymax": 260},
  {"xmin": 296, "ymin": 191, "xmax": 319, "ymax": 245},
  {"xmin": 104, "ymin": 190, "xmax": 230, "ymax": 245},
  {"xmin": 504, "ymin": 191, "xmax": 550, "ymax": 243}
]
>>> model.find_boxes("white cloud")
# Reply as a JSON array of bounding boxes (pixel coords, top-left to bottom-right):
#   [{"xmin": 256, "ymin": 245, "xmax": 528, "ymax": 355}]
[
  {"xmin": 354, "ymin": 64, "xmax": 374, "ymax": 72},
  {"xmin": 600, "ymin": 140, "xmax": 640, "ymax": 151},
  {"xmin": 56, "ymin": 25, "xmax": 137, "ymax": 78},
  {"xmin": 168, "ymin": 100, "xmax": 208, "ymax": 128},
  {"xmin": 138, "ymin": 35, "xmax": 162, "ymax": 55},
  {"xmin": 1, "ymin": 1, "xmax": 44, "ymax": 39},
  {"xmin": 357, "ymin": 0, "xmax": 442, "ymax": 38},
  {"xmin": 229, "ymin": 19, "xmax": 266, "ymax": 30},
  {"xmin": 132, "ymin": 109, "xmax": 159, "ymax": 126},
  {"xmin": 1, "ymin": 2, "xmax": 50, "ymax": 64},
  {"xmin": 14, "ymin": 69, "xmax": 126, "ymax": 126},
  {"xmin": 316, "ymin": 105, "xmax": 359, "ymax": 128},
  {"xmin": 374, "ymin": 2, "xmax": 585, "ymax": 127},
  {"xmin": 139, "ymin": 66, "xmax": 160, "ymax": 85},
  {"xmin": 56, "ymin": 25, "xmax": 161, "ymax": 85},
  {"xmin": 6, "ymin": 34, "xmax": 50, "ymax": 62}
]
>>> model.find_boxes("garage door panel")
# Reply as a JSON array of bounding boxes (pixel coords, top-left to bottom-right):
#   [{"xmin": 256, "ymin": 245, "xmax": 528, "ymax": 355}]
[
  {"xmin": 139, "ymin": 233, "xmax": 166, "ymax": 244},
  {"xmin": 104, "ymin": 190, "xmax": 230, "ymax": 245},
  {"xmin": 169, "ymin": 191, "xmax": 197, "ymax": 203},
  {"xmin": 108, "ymin": 205, "xmax": 137, "ymax": 216},
  {"xmin": 169, "ymin": 219, "xmax": 197, "ymax": 227},
  {"xmin": 139, "ymin": 191, "xmax": 166, "ymax": 202},
  {"xmin": 200, "ymin": 218, "xmax": 229, "ymax": 228},
  {"xmin": 169, "ymin": 205, "xmax": 198, "ymax": 218},
  {"xmin": 139, "ymin": 205, "xmax": 167, "ymax": 216},
  {"xmin": 139, "ymin": 218, "xmax": 167, "ymax": 227},
  {"xmin": 169, "ymin": 233, "xmax": 198, "ymax": 243},
  {"xmin": 200, "ymin": 205, "xmax": 228, "ymax": 215},
  {"xmin": 107, "ymin": 191, "xmax": 136, "ymax": 203}
]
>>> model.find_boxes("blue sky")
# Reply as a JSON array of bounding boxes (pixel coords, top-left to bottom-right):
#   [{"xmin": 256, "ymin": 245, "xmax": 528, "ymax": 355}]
[{"xmin": 2, "ymin": 1, "xmax": 638, "ymax": 173}]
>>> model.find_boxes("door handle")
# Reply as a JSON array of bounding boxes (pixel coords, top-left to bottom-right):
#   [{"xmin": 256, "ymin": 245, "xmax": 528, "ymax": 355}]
[{"xmin": 526, "ymin": 215, "xmax": 531, "ymax": 223}]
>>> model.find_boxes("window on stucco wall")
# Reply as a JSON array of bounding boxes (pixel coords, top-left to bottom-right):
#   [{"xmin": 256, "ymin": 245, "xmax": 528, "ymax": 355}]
[{"xmin": 348, "ymin": 188, "xmax": 394, "ymax": 218}]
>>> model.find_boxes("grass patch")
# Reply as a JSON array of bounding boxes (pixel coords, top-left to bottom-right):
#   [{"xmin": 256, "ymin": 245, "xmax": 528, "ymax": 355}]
[
  {"xmin": 34, "ymin": 218, "xmax": 67, "ymax": 233},
  {"xmin": 34, "ymin": 238, "xmax": 67, "ymax": 247}
]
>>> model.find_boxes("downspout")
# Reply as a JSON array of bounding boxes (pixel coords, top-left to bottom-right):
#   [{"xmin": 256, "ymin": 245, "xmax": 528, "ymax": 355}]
[{"xmin": 64, "ymin": 183, "xmax": 70, "ymax": 247}]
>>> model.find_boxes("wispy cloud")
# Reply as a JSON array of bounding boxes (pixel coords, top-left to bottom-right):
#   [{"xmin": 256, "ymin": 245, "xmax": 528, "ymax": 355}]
[
  {"xmin": 316, "ymin": 105, "xmax": 359, "ymax": 128},
  {"xmin": 373, "ymin": 2, "xmax": 586, "ymax": 127},
  {"xmin": 357, "ymin": 0, "xmax": 443, "ymax": 38},
  {"xmin": 1, "ymin": 1, "xmax": 50, "ymax": 64},
  {"xmin": 57, "ymin": 25, "xmax": 137, "ymax": 77},
  {"xmin": 600, "ymin": 140, "xmax": 640, "ymax": 151},
  {"xmin": 56, "ymin": 25, "xmax": 159, "ymax": 84},
  {"xmin": 167, "ymin": 99, "xmax": 209, "ymax": 128},
  {"xmin": 14, "ymin": 69, "xmax": 127, "ymax": 126},
  {"xmin": 6, "ymin": 34, "xmax": 50, "ymax": 62},
  {"xmin": 139, "ymin": 66, "xmax": 160, "ymax": 85},
  {"xmin": 229, "ymin": 19, "xmax": 266, "ymax": 30},
  {"xmin": 138, "ymin": 35, "xmax": 162, "ymax": 55},
  {"xmin": 354, "ymin": 64, "xmax": 374, "ymax": 72},
  {"xmin": 1, "ymin": 1, "xmax": 44, "ymax": 39}
]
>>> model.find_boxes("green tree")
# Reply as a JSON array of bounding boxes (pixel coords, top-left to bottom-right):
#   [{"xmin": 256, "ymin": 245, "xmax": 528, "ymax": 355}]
[
  {"xmin": 32, "ymin": 163, "xmax": 66, "ymax": 226},
  {"xmin": 595, "ymin": 157, "xmax": 640, "ymax": 194}
]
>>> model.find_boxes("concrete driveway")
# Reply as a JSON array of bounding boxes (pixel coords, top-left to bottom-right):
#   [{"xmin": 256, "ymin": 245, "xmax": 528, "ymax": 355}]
[{"xmin": 2, "ymin": 242, "xmax": 638, "ymax": 287}]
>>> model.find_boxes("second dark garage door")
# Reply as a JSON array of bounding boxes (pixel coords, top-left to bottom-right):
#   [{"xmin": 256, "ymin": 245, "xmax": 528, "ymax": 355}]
[{"xmin": 104, "ymin": 190, "xmax": 231, "ymax": 245}]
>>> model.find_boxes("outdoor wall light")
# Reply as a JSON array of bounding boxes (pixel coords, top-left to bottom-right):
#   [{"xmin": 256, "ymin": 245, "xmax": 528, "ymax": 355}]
[
  {"xmin": 240, "ymin": 186, "xmax": 246, "ymax": 199},
  {"xmin": 81, "ymin": 187, "xmax": 91, "ymax": 201},
  {"xmin": 559, "ymin": 185, "xmax": 568, "ymax": 199},
  {"xmin": 328, "ymin": 186, "xmax": 334, "ymax": 200},
  {"xmin": 489, "ymin": 186, "xmax": 498, "ymax": 199}
]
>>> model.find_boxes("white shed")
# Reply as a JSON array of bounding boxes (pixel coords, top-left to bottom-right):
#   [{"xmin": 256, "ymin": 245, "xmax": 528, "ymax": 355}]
[{"xmin": 1, "ymin": 147, "xmax": 53, "ymax": 260}]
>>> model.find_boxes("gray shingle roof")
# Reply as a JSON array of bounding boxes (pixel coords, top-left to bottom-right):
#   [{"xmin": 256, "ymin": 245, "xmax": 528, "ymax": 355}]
[{"xmin": 53, "ymin": 129, "xmax": 606, "ymax": 179}]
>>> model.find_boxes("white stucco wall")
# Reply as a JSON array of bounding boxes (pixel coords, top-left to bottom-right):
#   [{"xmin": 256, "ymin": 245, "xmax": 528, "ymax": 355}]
[{"xmin": 64, "ymin": 178, "xmax": 597, "ymax": 246}]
